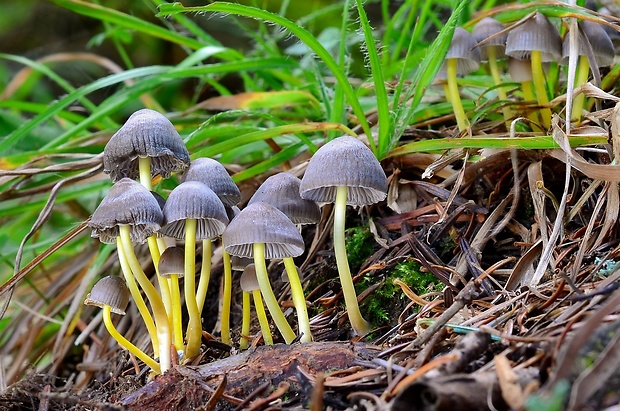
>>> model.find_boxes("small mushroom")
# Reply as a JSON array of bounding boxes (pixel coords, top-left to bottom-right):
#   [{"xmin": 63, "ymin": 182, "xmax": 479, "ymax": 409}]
[
  {"xmin": 506, "ymin": 12, "xmax": 562, "ymax": 129},
  {"xmin": 182, "ymin": 157, "xmax": 241, "ymax": 206},
  {"xmin": 158, "ymin": 246, "xmax": 186, "ymax": 350},
  {"xmin": 89, "ymin": 178, "xmax": 171, "ymax": 371},
  {"xmin": 85, "ymin": 276, "xmax": 160, "ymax": 373},
  {"xmin": 507, "ymin": 57, "xmax": 541, "ymax": 127},
  {"xmin": 239, "ymin": 264, "xmax": 273, "ymax": 347},
  {"xmin": 160, "ymin": 180, "xmax": 228, "ymax": 358},
  {"xmin": 442, "ymin": 27, "xmax": 481, "ymax": 132},
  {"xmin": 223, "ymin": 201, "xmax": 304, "ymax": 343},
  {"xmin": 300, "ymin": 136, "xmax": 387, "ymax": 336},
  {"xmin": 220, "ymin": 205, "xmax": 243, "ymax": 345},
  {"xmin": 103, "ymin": 109, "xmax": 190, "ymax": 189}
]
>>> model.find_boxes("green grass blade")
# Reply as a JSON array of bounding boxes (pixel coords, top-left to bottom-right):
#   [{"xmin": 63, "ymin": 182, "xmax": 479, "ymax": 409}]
[{"xmin": 231, "ymin": 142, "xmax": 305, "ymax": 182}]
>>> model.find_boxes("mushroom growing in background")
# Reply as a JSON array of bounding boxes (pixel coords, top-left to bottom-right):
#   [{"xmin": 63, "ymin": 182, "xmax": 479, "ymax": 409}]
[
  {"xmin": 507, "ymin": 57, "xmax": 541, "ymax": 128},
  {"xmin": 160, "ymin": 181, "xmax": 229, "ymax": 358},
  {"xmin": 300, "ymin": 136, "xmax": 387, "ymax": 336},
  {"xmin": 240, "ymin": 263, "xmax": 273, "ymax": 348},
  {"xmin": 84, "ymin": 276, "xmax": 160, "ymax": 373},
  {"xmin": 442, "ymin": 27, "xmax": 481, "ymax": 132},
  {"xmin": 223, "ymin": 201, "xmax": 303, "ymax": 344},
  {"xmin": 158, "ymin": 246, "xmax": 186, "ymax": 351},
  {"xmin": 506, "ymin": 12, "xmax": 562, "ymax": 129},
  {"xmin": 89, "ymin": 177, "xmax": 171, "ymax": 372}
]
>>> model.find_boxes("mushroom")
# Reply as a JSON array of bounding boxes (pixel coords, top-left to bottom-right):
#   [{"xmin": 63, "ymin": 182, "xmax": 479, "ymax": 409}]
[
  {"xmin": 473, "ymin": 17, "xmax": 511, "ymax": 124},
  {"xmin": 158, "ymin": 246, "xmax": 186, "ymax": 351},
  {"xmin": 182, "ymin": 157, "xmax": 241, "ymax": 345},
  {"xmin": 299, "ymin": 136, "xmax": 387, "ymax": 336},
  {"xmin": 507, "ymin": 57, "xmax": 541, "ymax": 128},
  {"xmin": 559, "ymin": 20, "xmax": 615, "ymax": 122},
  {"xmin": 103, "ymin": 109, "xmax": 190, "ymax": 190},
  {"xmin": 89, "ymin": 177, "xmax": 172, "ymax": 372},
  {"xmin": 442, "ymin": 27, "xmax": 481, "ymax": 132},
  {"xmin": 223, "ymin": 201, "xmax": 302, "ymax": 343},
  {"xmin": 219, "ymin": 205, "xmax": 243, "ymax": 345},
  {"xmin": 506, "ymin": 12, "xmax": 562, "ymax": 129},
  {"xmin": 159, "ymin": 180, "xmax": 228, "ymax": 358},
  {"xmin": 84, "ymin": 276, "xmax": 160, "ymax": 373},
  {"xmin": 240, "ymin": 264, "xmax": 273, "ymax": 347}
]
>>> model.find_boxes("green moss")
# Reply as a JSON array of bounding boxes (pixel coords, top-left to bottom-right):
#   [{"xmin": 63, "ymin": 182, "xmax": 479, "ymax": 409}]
[
  {"xmin": 360, "ymin": 260, "xmax": 441, "ymax": 329},
  {"xmin": 345, "ymin": 226, "xmax": 375, "ymax": 270}
]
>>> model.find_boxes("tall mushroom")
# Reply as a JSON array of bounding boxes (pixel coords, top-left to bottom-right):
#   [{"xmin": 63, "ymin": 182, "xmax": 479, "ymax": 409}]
[
  {"xmin": 223, "ymin": 201, "xmax": 302, "ymax": 343},
  {"xmin": 84, "ymin": 276, "xmax": 160, "ymax": 373},
  {"xmin": 159, "ymin": 180, "xmax": 228, "ymax": 358},
  {"xmin": 89, "ymin": 177, "xmax": 171, "ymax": 372},
  {"xmin": 300, "ymin": 136, "xmax": 387, "ymax": 336}
]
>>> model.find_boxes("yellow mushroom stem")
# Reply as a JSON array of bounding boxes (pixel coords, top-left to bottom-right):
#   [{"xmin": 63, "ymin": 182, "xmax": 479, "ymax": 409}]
[
  {"xmin": 252, "ymin": 243, "xmax": 296, "ymax": 343},
  {"xmin": 252, "ymin": 289, "xmax": 274, "ymax": 346},
  {"xmin": 239, "ymin": 291, "xmax": 251, "ymax": 350},
  {"xmin": 119, "ymin": 225, "xmax": 171, "ymax": 372},
  {"xmin": 571, "ymin": 55, "xmax": 590, "ymax": 123},
  {"xmin": 282, "ymin": 257, "xmax": 312, "ymax": 342},
  {"xmin": 102, "ymin": 305, "xmax": 161, "ymax": 373},
  {"xmin": 196, "ymin": 239, "xmax": 212, "ymax": 312},
  {"xmin": 147, "ymin": 235, "xmax": 173, "ymax": 332},
  {"xmin": 169, "ymin": 273, "xmax": 184, "ymax": 350},
  {"xmin": 446, "ymin": 58, "xmax": 470, "ymax": 133},
  {"xmin": 521, "ymin": 80, "xmax": 542, "ymax": 131},
  {"xmin": 116, "ymin": 237, "xmax": 159, "ymax": 354},
  {"xmin": 486, "ymin": 47, "xmax": 511, "ymax": 126},
  {"xmin": 183, "ymin": 218, "xmax": 202, "ymax": 358},
  {"xmin": 530, "ymin": 50, "xmax": 552, "ymax": 129},
  {"xmin": 334, "ymin": 185, "xmax": 371, "ymax": 336},
  {"xmin": 220, "ymin": 248, "xmax": 233, "ymax": 345}
]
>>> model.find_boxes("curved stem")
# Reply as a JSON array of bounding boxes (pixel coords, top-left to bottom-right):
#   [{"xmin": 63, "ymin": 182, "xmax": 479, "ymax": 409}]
[
  {"xmin": 221, "ymin": 248, "xmax": 233, "ymax": 345},
  {"xmin": 252, "ymin": 290, "xmax": 274, "ymax": 345},
  {"xmin": 334, "ymin": 186, "xmax": 370, "ymax": 336},
  {"xmin": 119, "ymin": 225, "xmax": 171, "ymax": 372},
  {"xmin": 184, "ymin": 218, "xmax": 202, "ymax": 358},
  {"xmin": 283, "ymin": 257, "xmax": 312, "ymax": 342},
  {"xmin": 169, "ymin": 274, "xmax": 184, "ymax": 350},
  {"xmin": 531, "ymin": 50, "xmax": 551, "ymax": 129},
  {"xmin": 116, "ymin": 237, "xmax": 159, "ymax": 354},
  {"xmin": 102, "ymin": 305, "xmax": 160, "ymax": 373},
  {"xmin": 196, "ymin": 239, "xmax": 212, "ymax": 312},
  {"xmin": 487, "ymin": 47, "xmax": 511, "ymax": 126},
  {"xmin": 148, "ymin": 235, "xmax": 172, "ymax": 328},
  {"xmin": 571, "ymin": 55, "xmax": 590, "ymax": 123},
  {"xmin": 446, "ymin": 58, "xmax": 470, "ymax": 133},
  {"xmin": 252, "ymin": 243, "xmax": 296, "ymax": 343},
  {"xmin": 521, "ymin": 80, "xmax": 542, "ymax": 131},
  {"xmin": 239, "ymin": 291, "xmax": 251, "ymax": 349}
]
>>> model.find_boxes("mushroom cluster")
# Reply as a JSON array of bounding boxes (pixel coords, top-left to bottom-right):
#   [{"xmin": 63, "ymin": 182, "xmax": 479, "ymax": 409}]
[
  {"xmin": 85, "ymin": 110, "xmax": 387, "ymax": 374},
  {"xmin": 438, "ymin": 11, "xmax": 615, "ymax": 132}
]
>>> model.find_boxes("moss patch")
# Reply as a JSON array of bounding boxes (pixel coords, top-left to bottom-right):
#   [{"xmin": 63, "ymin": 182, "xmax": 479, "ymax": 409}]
[{"xmin": 345, "ymin": 226, "xmax": 375, "ymax": 270}]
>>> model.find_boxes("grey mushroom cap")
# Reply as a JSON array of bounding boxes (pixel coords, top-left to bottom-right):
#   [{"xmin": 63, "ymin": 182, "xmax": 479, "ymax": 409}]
[
  {"xmin": 159, "ymin": 181, "xmax": 229, "ymax": 240},
  {"xmin": 473, "ymin": 17, "xmax": 508, "ymax": 61},
  {"xmin": 248, "ymin": 172, "xmax": 321, "ymax": 225},
  {"xmin": 182, "ymin": 157, "xmax": 241, "ymax": 206},
  {"xmin": 158, "ymin": 246, "xmax": 185, "ymax": 278},
  {"xmin": 84, "ymin": 276, "xmax": 130, "ymax": 315},
  {"xmin": 508, "ymin": 57, "xmax": 534, "ymax": 82},
  {"xmin": 299, "ymin": 136, "xmax": 387, "ymax": 206},
  {"xmin": 223, "ymin": 201, "xmax": 305, "ymax": 259},
  {"xmin": 89, "ymin": 178, "xmax": 163, "ymax": 244},
  {"xmin": 240, "ymin": 264, "xmax": 260, "ymax": 292},
  {"xmin": 560, "ymin": 20, "xmax": 615, "ymax": 67},
  {"xmin": 444, "ymin": 27, "xmax": 482, "ymax": 75},
  {"xmin": 103, "ymin": 109, "xmax": 190, "ymax": 182},
  {"xmin": 505, "ymin": 12, "xmax": 562, "ymax": 62}
]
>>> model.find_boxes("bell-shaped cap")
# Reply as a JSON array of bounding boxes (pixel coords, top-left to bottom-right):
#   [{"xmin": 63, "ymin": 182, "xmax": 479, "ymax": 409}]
[
  {"xmin": 240, "ymin": 264, "xmax": 260, "ymax": 292},
  {"xmin": 158, "ymin": 246, "xmax": 185, "ymax": 278},
  {"xmin": 159, "ymin": 181, "xmax": 229, "ymax": 240},
  {"xmin": 103, "ymin": 109, "xmax": 190, "ymax": 182},
  {"xmin": 473, "ymin": 17, "xmax": 508, "ymax": 61},
  {"xmin": 89, "ymin": 178, "xmax": 163, "ymax": 244},
  {"xmin": 223, "ymin": 202, "xmax": 304, "ymax": 259},
  {"xmin": 444, "ymin": 27, "xmax": 481, "ymax": 75},
  {"xmin": 508, "ymin": 57, "xmax": 534, "ymax": 82},
  {"xmin": 248, "ymin": 172, "xmax": 321, "ymax": 225},
  {"xmin": 299, "ymin": 136, "xmax": 387, "ymax": 206},
  {"xmin": 560, "ymin": 20, "xmax": 615, "ymax": 67},
  {"xmin": 182, "ymin": 157, "xmax": 241, "ymax": 206},
  {"xmin": 505, "ymin": 12, "xmax": 562, "ymax": 62},
  {"xmin": 84, "ymin": 276, "xmax": 130, "ymax": 315}
]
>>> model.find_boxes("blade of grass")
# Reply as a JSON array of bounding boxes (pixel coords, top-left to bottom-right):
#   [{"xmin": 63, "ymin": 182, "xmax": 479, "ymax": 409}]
[
  {"xmin": 157, "ymin": 2, "xmax": 375, "ymax": 155},
  {"xmin": 231, "ymin": 142, "xmax": 305, "ymax": 182}
]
